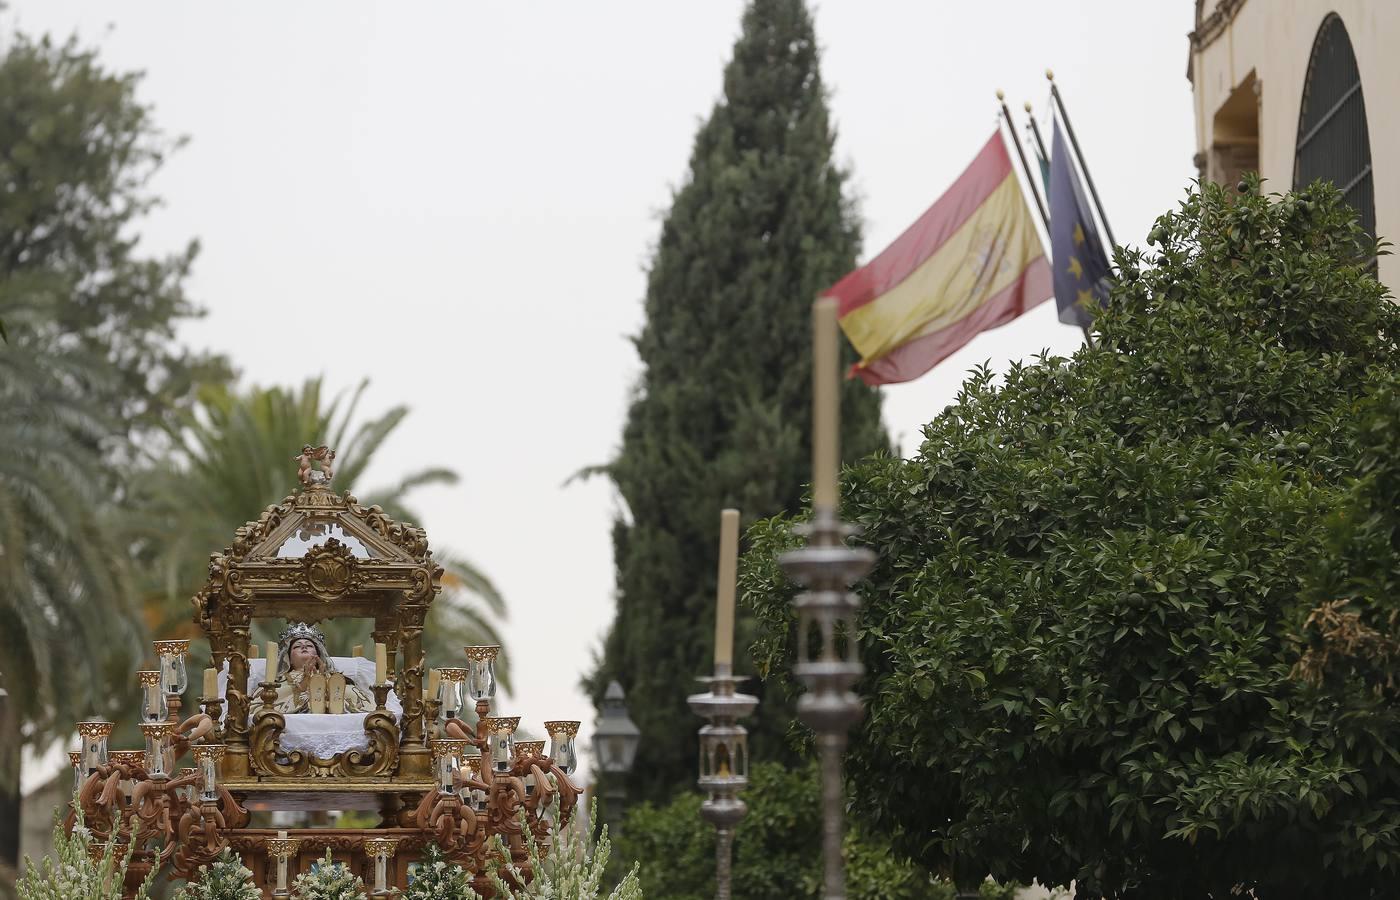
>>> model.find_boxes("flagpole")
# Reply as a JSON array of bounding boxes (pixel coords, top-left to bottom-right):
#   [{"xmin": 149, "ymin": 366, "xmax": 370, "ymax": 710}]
[
  {"xmin": 996, "ymin": 90, "xmax": 1050, "ymax": 233},
  {"xmin": 1046, "ymin": 70, "xmax": 1116, "ymax": 248},
  {"xmin": 1024, "ymin": 101, "xmax": 1050, "ymax": 173}
]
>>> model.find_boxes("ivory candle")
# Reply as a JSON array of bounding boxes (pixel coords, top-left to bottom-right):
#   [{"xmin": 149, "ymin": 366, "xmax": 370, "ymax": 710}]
[
  {"xmin": 375, "ymin": 643, "xmax": 388, "ymax": 685},
  {"xmin": 202, "ymin": 667, "xmax": 217, "ymax": 700},
  {"xmin": 277, "ymin": 830, "xmax": 288, "ymax": 840},
  {"xmin": 427, "ymin": 668, "xmax": 441, "ymax": 700},
  {"xmin": 715, "ymin": 509, "xmax": 740, "ymax": 669},
  {"xmin": 266, "ymin": 642, "xmax": 278, "ymax": 676},
  {"xmin": 352, "ymin": 644, "xmax": 364, "ymax": 659},
  {"xmin": 812, "ymin": 297, "xmax": 840, "ymax": 509}
]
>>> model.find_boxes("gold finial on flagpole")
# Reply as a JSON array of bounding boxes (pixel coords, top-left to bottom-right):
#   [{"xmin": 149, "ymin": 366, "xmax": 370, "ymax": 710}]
[
  {"xmin": 1045, "ymin": 68, "xmax": 1055, "ymax": 82},
  {"xmin": 995, "ymin": 88, "xmax": 1005, "ymax": 101},
  {"xmin": 1024, "ymin": 100, "xmax": 1033, "ymax": 113}
]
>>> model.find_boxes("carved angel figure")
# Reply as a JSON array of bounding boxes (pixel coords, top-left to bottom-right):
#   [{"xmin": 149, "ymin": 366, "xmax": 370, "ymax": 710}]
[{"xmin": 294, "ymin": 444, "xmax": 336, "ymax": 486}]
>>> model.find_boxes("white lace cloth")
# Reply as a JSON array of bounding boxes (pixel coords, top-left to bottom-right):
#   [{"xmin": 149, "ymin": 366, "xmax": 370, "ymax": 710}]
[{"xmin": 216, "ymin": 657, "xmax": 401, "ymax": 758}]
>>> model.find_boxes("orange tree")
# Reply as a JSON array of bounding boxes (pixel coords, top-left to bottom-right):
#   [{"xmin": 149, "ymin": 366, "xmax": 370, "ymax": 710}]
[{"xmin": 741, "ymin": 178, "xmax": 1400, "ymax": 897}]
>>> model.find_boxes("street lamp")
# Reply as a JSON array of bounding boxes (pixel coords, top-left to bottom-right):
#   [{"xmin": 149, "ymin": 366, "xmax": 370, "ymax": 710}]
[{"xmin": 592, "ymin": 680, "xmax": 640, "ymax": 830}]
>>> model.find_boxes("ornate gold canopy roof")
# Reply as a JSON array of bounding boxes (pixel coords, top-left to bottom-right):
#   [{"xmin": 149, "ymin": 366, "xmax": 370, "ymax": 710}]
[{"xmin": 194, "ymin": 481, "xmax": 443, "ymax": 639}]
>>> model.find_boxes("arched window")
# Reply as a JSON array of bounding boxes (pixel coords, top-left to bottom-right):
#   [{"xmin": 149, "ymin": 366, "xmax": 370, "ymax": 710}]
[{"xmin": 1294, "ymin": 13, "xmax": 1374, "ymax": 239}]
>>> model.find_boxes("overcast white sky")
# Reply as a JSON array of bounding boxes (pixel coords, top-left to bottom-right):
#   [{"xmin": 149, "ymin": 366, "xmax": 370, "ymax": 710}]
[{"xmin": 16, "ymin": 1, "xmax": 1196, "ymax": 782}]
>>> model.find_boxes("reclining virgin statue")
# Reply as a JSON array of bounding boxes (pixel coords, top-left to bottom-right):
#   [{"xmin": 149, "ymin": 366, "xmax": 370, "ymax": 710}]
[{"xmin": 251, "ymin": 622, "xmax": 374, "ymax": 715}]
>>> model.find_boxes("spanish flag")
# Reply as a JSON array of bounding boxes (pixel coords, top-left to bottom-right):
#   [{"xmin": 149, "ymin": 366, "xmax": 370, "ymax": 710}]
[{"xmin": 827, "ymin": 132, "xmax": 1052, "ymax": 386}]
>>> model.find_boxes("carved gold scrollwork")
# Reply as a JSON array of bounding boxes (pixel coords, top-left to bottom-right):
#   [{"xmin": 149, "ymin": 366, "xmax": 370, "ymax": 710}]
[
  {"xmin": 250, "ymin": 710, "xmax": 311, "ymax": 778},
  {"xmin": 250, "ymin": 708, "xmax": 400, "ymax": 779},
  {"xmin": 339, "ymin": 710, "xmax": 400, "ymax": 777},
  {"xmin": 298, "ymin": 539, "xmax": 362, "ymax": 601}
]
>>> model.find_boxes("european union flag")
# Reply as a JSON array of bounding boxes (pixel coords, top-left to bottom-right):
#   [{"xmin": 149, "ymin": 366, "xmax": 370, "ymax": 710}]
[{"xmin": 1049, "ymin": 120, "xmax": 1112, "ymax": 328}]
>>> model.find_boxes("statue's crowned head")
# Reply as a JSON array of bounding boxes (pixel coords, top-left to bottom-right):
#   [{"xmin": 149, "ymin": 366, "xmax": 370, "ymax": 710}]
[{"xmin": 274, "ymin": 622, "xmax": 340, "ymax": 679}]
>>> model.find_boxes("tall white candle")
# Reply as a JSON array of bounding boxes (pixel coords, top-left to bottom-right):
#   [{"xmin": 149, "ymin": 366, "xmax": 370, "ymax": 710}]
[
  {"xmin": 202, "ymin": 667, "xmax": 217, "ymax": 700},
  {"xmin": 375, "ymin": 643, "xmax": 388, "ymax": 685},
  {"xmin": 714, "ymin": 509, "xmax": 740, "ymax": 669},
  {"xmin": 427, "ymin": 668, "xmax": 441, "ymax": 701},
  {"xmin": 812, "ymin": 297, "xmax": 840, "ymax": 509},
  {"xmin": 266, "ymin": 642, "xmax": 279, "ymax": 677}
]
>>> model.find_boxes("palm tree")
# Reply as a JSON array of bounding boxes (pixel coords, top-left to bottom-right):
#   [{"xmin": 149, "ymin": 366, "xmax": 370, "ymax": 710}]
[
  {"xmin": 0, "ymin": 317, "xmax": 145, "ymax": 742},
  {"xmin": 124, "ymin": 376, "xmax": 509, "ymax": 682}
]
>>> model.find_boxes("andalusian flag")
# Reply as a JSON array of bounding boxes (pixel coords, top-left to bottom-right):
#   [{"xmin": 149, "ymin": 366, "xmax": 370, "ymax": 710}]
[{"xmin": 826, "ymin": 132, "xmax": 1052, "ymax": 386}]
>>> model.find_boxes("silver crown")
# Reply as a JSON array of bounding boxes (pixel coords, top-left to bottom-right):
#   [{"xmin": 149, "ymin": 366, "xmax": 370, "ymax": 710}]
[{"xmin": 278, "ymin": 622, "xmax": 325, "ymax": 644}]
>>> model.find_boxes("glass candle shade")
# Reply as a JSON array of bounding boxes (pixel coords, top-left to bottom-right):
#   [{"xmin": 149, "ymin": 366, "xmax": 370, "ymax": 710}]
[
  {"xmin": 68, "ymin": 751, "xmax": 83, "ymax": 794},
  {"xmin": 485, "ymin": 717, "xmax": 519, "ymax": 774},
  {"xmin": 76, "ymin": 720, "xmax": 113, "ymax": 773},
  {"xmin": 464, "ymin": 646, "xmax": 499, "ymax": 703},
  {"xmin": 175, "ymin": 768, "xmax": 197, "ymax": 803},
  {"xmin": 544, "ymin": 721, "xmax": 581, "ymax": 776},
  {"xmin": 192, "ymin": 744, "xmax": 225, "ymax": 802},
  {"xmin": 365, "ymin": 839, "xmax": 396, "ymax": 895},
  {"xmin": 140, "ymin": 722, "xmax": 176, "ymax": 780},
  {"xmin": 430, "ymin": 739, "xmax": 466, "ymax": 794},
  {"xmin": 154, "ymin": 639, "xmax": 190, "ymax": 695},
  {"xmin": 137, "ymin": 670, "xmax": 168, "ymax": 723},
  {"xmin": 266, "ymin": 838, "xmax": 299, "ymax": 895},
  {"xmin": 515, "ymin": 741, "xmax": 544, "ymax": 795},
  {"xmin": 437, "ymin": 667, "xmax": 467, "ymax": 720},
  {"xmin": 463, "ymin": 755, "xmax": 487, "ymax": 811},
  {"xmin": 109, "ymin": 751, "xmax": 144, "ymax": 806}
]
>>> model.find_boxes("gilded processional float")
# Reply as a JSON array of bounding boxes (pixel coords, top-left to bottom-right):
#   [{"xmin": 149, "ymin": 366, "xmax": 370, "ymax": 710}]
[{"xmin": 67, "ymin": 448, "xmax": 582, "ymax": 898}]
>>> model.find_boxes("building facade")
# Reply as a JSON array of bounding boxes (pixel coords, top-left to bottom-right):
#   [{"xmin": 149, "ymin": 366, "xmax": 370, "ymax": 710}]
[{"xmin": 1189, "ymin": 0, "xmax": 1398, "ymax": 289}]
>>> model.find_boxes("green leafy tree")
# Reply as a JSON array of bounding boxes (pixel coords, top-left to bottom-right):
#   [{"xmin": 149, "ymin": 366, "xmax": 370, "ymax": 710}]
[
  {"xmin": 174, "ymin": 849, "xmax": 261, "ymax": 900},
  {"xmin": 742, "ymin": 178, "xmax": 1400, "ymax": 897},
  {"xmin": 0, "ymin": 30, "xmax": 228, "ymax": 436},
  {"xmin": 125, "ymin": 377, "xmax": 509, "ymax": 675},
  {"xmin": 586, "ymin": 0, "xmax": 887, "ymax": 805}
]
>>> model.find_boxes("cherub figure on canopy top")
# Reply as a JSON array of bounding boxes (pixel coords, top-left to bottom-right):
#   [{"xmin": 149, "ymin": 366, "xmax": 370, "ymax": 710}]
[
  {"xmin": 294, "ymin": 444, "xmax": 335, "ymax": 487},
  {"xmin": 251, "ymin": 622, "xmax": 374, "ymax": 715}
]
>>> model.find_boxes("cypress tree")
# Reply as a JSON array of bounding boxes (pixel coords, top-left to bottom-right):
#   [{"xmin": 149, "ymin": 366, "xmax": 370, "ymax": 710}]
[{"xmin": 588, "ymin": 0, "xmax": 887, "ymax": 805}]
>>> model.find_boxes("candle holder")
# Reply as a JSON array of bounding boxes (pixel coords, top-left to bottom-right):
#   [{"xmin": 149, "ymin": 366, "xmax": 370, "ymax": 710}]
[
  {"xmin": 779, "ymin": 505, "xmax": 876, "ymax": 900},
  {"xmin": 543, "ymin": 721, "xmax": 580, "ymax": 777},
  {"xmin": 464, "ymin": 645, "xmax": 499, "ymax": 704},
  {"xmin": 175, "ymin": 767, "xmax": 198, "ymax": 804},
  {"xmin": 76, "ymin": 719, "xmax": 113, "ymax": 774},
  {"xmin": 68, "ymin": 750, "xmax": 83, "ymax": 794},
  {"xmin": 688, "ymin": 672, "xmax": 758, "ymax": 900},
  {"xmin": 424, "ymin": 697, "xmax": 443, "ymax": 740},
  {"xmin": 191, "ymin": 744, "xmax": 225, "ymax": 802},
  {"xmin": 484, "ymin": 717, "xmax": 519, "ymax": 774},
  {"xmin": 266, "ymin": 836, "xmax": 301, "ymax": 898},
  {"xmin": 365, "ymin": 838, "xmax": 398, "ymax": 896},
  {"xmin": 139, "ymin": 722, "xmax": 177, "ymax": 780},
  {"xmin": 438, "ymin": 667, "xmax": 468, "ymax": 721},
  {"xmin": 137, "ymin": 670, "xmax": 168, "ymax": 723},
  {"xmin": 430, "ymin": 739, "xmax": 468, "ymax": 795},
  {"xmin": 154, "ymin": 639, "xmax": 190, "ymax": 696},
  {"xmin": 463, "ymin": 754, "xmax": 487, "ymax": 812},
  {"xmin": 110, "ymin": 751, "xmax": 146, "ymax": 810},
  {"xmin": 514, "ymin": 741, "xmax": 545, "ymax": 795},
  {"xmin": 200, "ymin": 691, "xmax": 225, "ymax": 743}
]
